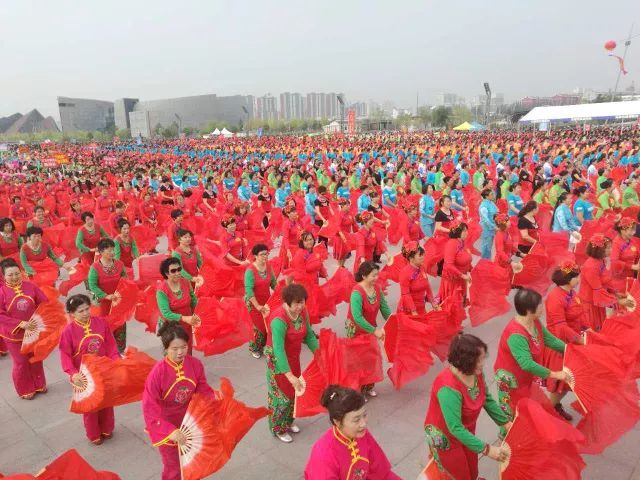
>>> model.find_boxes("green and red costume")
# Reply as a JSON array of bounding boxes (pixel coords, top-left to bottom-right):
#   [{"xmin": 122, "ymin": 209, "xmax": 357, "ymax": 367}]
[
  {"xmin": 244, "ymin": 264, "xmax": 276, "ymax": 355},
  {"xmin": 424, "ymin": 368, "xmax": 508, "ymax": 480},
  {"xmin": 264, "ymin": 305, "xmax": 317, "ymax": 435},
  {"xmin": 87, "ymin": 259, "xmax": 127, "ymax": 353}
]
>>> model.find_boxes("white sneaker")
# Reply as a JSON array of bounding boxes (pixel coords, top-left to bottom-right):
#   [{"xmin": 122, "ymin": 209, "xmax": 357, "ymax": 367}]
[
  {"xmin": 367, "ymin": 389, "xmax": 378, "ymax": 397},
  {"xmin": 277, "ymin": 433, "xmax": 293, "ymax": 443},
  {"xmin": 251, "ymin": 351, "xmax": 262, "ymax": 359},
  {"xmin": 290, "ymin": 424, "xmax": 300, "ymax": 434}
]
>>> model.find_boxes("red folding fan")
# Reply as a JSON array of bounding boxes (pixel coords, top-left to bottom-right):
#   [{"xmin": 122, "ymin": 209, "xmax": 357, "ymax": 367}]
[
  {"xmin": 107, "ymin": 278, "xmax": 140, "ymax": 331},
  {"xmin": 563, "ymin": 343, "xmax": 640, "ymax": 454},
  {"xmin": 130, "ymin": 224, "xmax": 158, "ymax": 254},
  {"xmin": 20, "ymin": 298, "xmax": 67, "ymax": 363},
  {"xmin": 59, "ymin": 262, "xmax": 90, "ymax": 296},
  {"xmin": 294, "ymin": 357, "xmax": 327, "ymax": 418},
  {"xmin": 135, "ymin": 254, "xmax": 168, "ymax": 284},
  {"xmin": 179, "ymin": 379, "xmax": 270, "ymax": 480},
  {"xmin": 469, "ymin": 259, "xmax": 510, "ymax": 327},
  {"xmin": 193, "ymin": 297, "xmax": 253, "ymax": 356},
  {"xmin": 37, "ymin": 449, "xmax": 121, "ymax": 480},
  {"xmin": 500, "ymin": 398, "xmax": 585, "ymax": 480},
  {"xmin": 31, "ymin": 258, "xmax": 60, "ymax": 288},
  {"xmin": 417, "ymin": 459, "xmax": 454, "ymax": 480},
  {"xmin": 70, "ymin": 347, "xmax": 155, "ymax": 414},
  {"xmin": 384, "ymin": 313, "xmax": 436, "ymax": 389},
  {"xmin": 512, "ymin": 242, "xmax": 551, "ymax": 294}
]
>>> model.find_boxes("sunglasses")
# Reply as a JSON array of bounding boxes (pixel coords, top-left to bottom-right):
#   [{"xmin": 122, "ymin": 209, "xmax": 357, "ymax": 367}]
[{"xmin": 169, "ymin": 268, "xmax": 182, "ymax": 274}]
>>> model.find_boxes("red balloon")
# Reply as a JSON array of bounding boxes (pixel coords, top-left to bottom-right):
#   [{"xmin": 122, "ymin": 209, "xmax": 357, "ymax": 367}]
[{"xmin": 605, "ymin": 40, "xmax": 617, "ymax": 51}]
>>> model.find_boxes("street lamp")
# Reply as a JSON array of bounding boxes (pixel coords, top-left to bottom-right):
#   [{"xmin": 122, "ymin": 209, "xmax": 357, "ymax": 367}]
[{"xmin": 174, "ymin": 113, "xmax": 182, "ymax": 135}]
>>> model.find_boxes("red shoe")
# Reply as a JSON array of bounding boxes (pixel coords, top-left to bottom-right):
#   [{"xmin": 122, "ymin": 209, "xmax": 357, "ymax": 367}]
[
  {"xmin": 91, "ymin": 437, "xmax": 104, "ymax": 445},
  {"xmin": 21, "ymin": 393, "xmax": 36, "ymax": 400},
  {"xmin": 102, "ymin": 432, "xmax": 113, "ymax": 440},
  {"xmin": 37, "ymin": 387, "xmax": 48, "ymax": 394}
]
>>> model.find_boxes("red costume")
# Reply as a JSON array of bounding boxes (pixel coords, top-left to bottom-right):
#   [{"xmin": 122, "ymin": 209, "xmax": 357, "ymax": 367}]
[
  {"xmin": 543, "ymin": 286, "xmax": 583, "ymax": 393},
  {"xmin": 438, "ymin": 238, "xmax": 472, "ymax": 304},
  {"xmin": 578, "ymin": 257, "xmax": 617, "ymax": 331},
  {"xmin": 398, "ymin": 264, "xmax": 433, "ymax": 314},
  {"xmin": 610, "ymin": 235, "xmax": 637, "ymax": 292}
]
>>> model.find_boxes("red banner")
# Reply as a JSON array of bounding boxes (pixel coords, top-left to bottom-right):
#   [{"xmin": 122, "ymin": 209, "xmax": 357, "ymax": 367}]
[{"xmin": 347, "ymin": 109, "xmax": 356, "ymax": 134}]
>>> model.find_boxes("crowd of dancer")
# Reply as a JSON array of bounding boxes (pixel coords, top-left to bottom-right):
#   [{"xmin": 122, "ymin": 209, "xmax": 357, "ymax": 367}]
[{"xmin": 1, "ymin": 126, "xmax": 640, "ymax": 479}]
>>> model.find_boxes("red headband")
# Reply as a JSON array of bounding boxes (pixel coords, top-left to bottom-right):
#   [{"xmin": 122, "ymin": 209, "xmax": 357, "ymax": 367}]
[
  {"xmin": 589, "ymin": 233, "xmax": 607, "ymax": 248},
  {"xmin": 559, "ymin": 261, "xmax": 580, "ymax": 274}
]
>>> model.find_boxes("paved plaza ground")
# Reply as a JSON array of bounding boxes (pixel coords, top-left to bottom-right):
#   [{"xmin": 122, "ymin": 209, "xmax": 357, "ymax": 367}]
[{"xmin": 2, "ymin": 242, "xmax": 640, "ymax": 479}]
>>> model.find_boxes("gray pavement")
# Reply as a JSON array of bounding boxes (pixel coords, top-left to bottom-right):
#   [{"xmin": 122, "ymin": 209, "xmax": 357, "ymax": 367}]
[{"xmin": 1, "ymin": 241, "xmax": 640, "ymax": 479}]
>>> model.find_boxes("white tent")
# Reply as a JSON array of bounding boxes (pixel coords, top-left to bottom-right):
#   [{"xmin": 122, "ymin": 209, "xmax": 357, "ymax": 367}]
[
  {"xmin": 212, "ymin": 128, "xmax": 221, "ymax": 135},
  {"xmin": 519, "ymin": 100, "xmax": 640, "ymax": 124},
  {"xmin": 220, "ymin": 128, "xmax": 233, "ymax": 137}
]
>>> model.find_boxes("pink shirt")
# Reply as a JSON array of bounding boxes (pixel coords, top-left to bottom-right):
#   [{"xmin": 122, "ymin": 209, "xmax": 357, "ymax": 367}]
[
  {"xmin": 305, "ymin": 427, "xmax": 400, "ymax": 480},
  {"xmin": 58, "ymin": 315, "xmax": 119, "ymax": 376}
]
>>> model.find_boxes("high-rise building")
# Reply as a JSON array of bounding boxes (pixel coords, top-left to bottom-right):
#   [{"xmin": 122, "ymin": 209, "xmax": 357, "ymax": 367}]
[
  {"xmin": 114, "ymin": 98, "xmax": 139, "ymax": 131},
  {"xmin": 350, "ymin": 102, "xmax": 368, "ymax": 118},
  {"xmin": 255, "ymin": 94, "xmax": 278, "ymax": 121},
  {"xmin": 279, "ymin": 92, "xmax": 305, "ymax": 120},
  {"xmin": 58, "ymin": 96, "xmax": 115, "ymax": 132}
]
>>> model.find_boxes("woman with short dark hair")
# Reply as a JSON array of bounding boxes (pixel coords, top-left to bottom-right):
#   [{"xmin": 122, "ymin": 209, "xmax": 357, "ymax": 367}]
[
  {"xmin": 424, "ymin": 334, "xmax": 510, "ymax": 479},
  {"xmin": 20, "ymin": 226, "xmax": 67, "ymax": 284},
  {"xmin": 245, "ymin": 243, "xmax": 276, "ymax": 359},
  {"xmin": 0, "ymin": 258, "xmax": 49, "ymax": 399},
  {"xmin": 304, "ymin": 385, "xmax": 400, "ymax": 479},
  {"xmin": 264, "ymin": 283, "xmax": 318, "ymax": 443},
  {"xmin": 171, "ymin": 229, "xmax": 203, "ymax": 287},
  {"xmin": 0, "ymin": 217, "xmax": 22, "ymax": 260},
  {"xmin": 75, "ymin": 211, "xmax": 110, "ymax": 266},
  {"xmin": 346, "ymin": 261, "xmax": 391, "ymax": 398},
  {"xmin": 60, "ymin": 294, "xmax": 120, "ymax": 445},
  {"xmin": 493, "ymin": 288, "xmax": 568, "ymax": 424},
  {"xmin": 155, "ymin": 257, "xmax": 200, "ymax": 355},
  {"xmin": 142, "ymin": 323, "xmax": 217, "ymax": 480},
  {"xmin": 87, "ymin": 238, "xmax": 128, "ymax": 353}
]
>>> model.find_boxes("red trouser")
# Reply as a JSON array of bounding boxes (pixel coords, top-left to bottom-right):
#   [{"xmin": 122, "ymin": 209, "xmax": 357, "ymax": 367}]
[
  {"xmin": 438, "ymin": 444, "xmax": 478, "ymax": 480},
  {"xmin": 5, "ymin": 339, "xmax": 46, "ymax": 397},
  {"xmin": 159, "ymin": 444, "xmax": 181, "ymax": 480},
  {"xmin": 83, "ymin": 408, "xmax": 115, "ymax": 441}
]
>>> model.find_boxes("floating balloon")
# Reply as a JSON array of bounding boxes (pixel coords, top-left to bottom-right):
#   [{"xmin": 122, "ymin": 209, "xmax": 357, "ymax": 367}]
[{"xmin": 604, "ymin": 40, "xmax": 617, "ymax": 51}]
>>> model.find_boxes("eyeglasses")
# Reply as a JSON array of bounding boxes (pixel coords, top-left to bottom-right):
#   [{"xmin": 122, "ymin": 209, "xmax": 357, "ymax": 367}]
[{"xmin": 169, "ymin": 268, "xmax": 182, "ymax": 274}]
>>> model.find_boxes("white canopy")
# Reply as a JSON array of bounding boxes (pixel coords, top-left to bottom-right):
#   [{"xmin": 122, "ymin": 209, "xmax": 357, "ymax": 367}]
[
  {"xmin": 519, "ymin": 100, "xmax": 640, "ymax": 124},
  {"xmin": 220, "ymin": 128, "xmax": 233, "ymax": 137},
  {"xmin": 212, "ymin": 128, "xmax": 221, "ymax": 135}
]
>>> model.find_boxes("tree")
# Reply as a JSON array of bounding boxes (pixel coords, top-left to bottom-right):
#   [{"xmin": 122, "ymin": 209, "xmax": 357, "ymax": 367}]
[
  {"xmin": 115, "ymin": 128, "xmax": 131, "ymax": 139},
  {"xmin": 182, "ymin": 126, "xmax": 195, "ymax": 136},
  {"xmin": 417, "ymin": 107, "xmax": 431, "ymax": 128},
  {"xmin": 431, "ymin": 106, "xmax": 451, "ymax": 128},
  {"xmin": 393, "ymin": 113, "xmax": 413, "ymax": 128},
  {"xmin": 161, "ymin": 122, "xmax": 179, "ymax": 139},
  {"xmin": 451, "ymin": 106, "xmax": 473, "ymax": 126}
]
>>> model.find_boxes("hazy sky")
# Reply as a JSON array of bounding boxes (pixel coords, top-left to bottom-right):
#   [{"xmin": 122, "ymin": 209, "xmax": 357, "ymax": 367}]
[{"xmin": 3, "ymin": 0, "xmax": 638, "ymax": 119}]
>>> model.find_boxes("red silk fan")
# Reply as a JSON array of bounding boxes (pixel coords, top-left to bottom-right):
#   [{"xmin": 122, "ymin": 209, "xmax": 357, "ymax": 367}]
[
  {"xmin": 266, "ymin": 280, "xmax": 286, "ymax": 311},
  {"xmin": 130, "ymin": 224, "xmax": 158, "ymax": 254},
  {"xmin": 0, "ymin": 474, "xmax": 36, "ymax": 479},
  {"xmin": 384, "ymin": 313, "xmax": 435, "ymax": 389},
  {"xmin": 378, "ymin": 253, "xmax": 407, "ymax": 285},
  {"xmin": 193, "ymin": 297, "xmax": 253, "ymax": 356},
  {"xmin": 36, "ymin": 449, "xmax": 121, "ymax": 480},
  {"xmin": 469, "ymin": 259, "xmax": 510, "ymax": 327},
  {"xmin": 179, "ymin": 379, "xmax": 270, "ymax": 480},
  {"xmin": 320, "ymin": 266, "xmax": 355, "ymax": 307},
  {"xmin": 294, "ymin": 357, "xmax": 327, "ymax": 418},
  {"xmin": 59, "ymin": 262, "xmax": 90, "ymax": 296},
  {"xmin": 500, "ymin": 398, "xmax": 585, "ymax": 480},
  {"xmin": 20, "ymin": 298, "xmax": 66, "ymax": 363},
  {"xmin": 135, "ymin": 254, "xmax": 168, "ymax": 285},
  {"xmin": 70, "ymin": 347, "xmax": 155, "ymax": 414},
  {"xmin": 134, "ymin": 285, "xmax": 160, "ymax": 333},
  {"xmin": 107, "ymin": 278, "xmax": 140, "ymax": 331},
  {"xmin": 30, "ymin": 258, "xmax": 60, "ymax": 288},
  {"xmin": 563, "ymin": 343, "xmax": 640, "ymax": 453},
  {"xmin": 512, "ymin": 242, "xmax": 551, "ymax": 294}
]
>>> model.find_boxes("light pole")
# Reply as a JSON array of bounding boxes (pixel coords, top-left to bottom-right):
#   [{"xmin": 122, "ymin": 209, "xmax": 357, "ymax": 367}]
[
  {"xmin": 611, "ymin": 24, "xmax": 634, "ymax": 102},
  {"xmin": 174, "ymin": 113, "xmax": 182, "ymax": 135}
]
